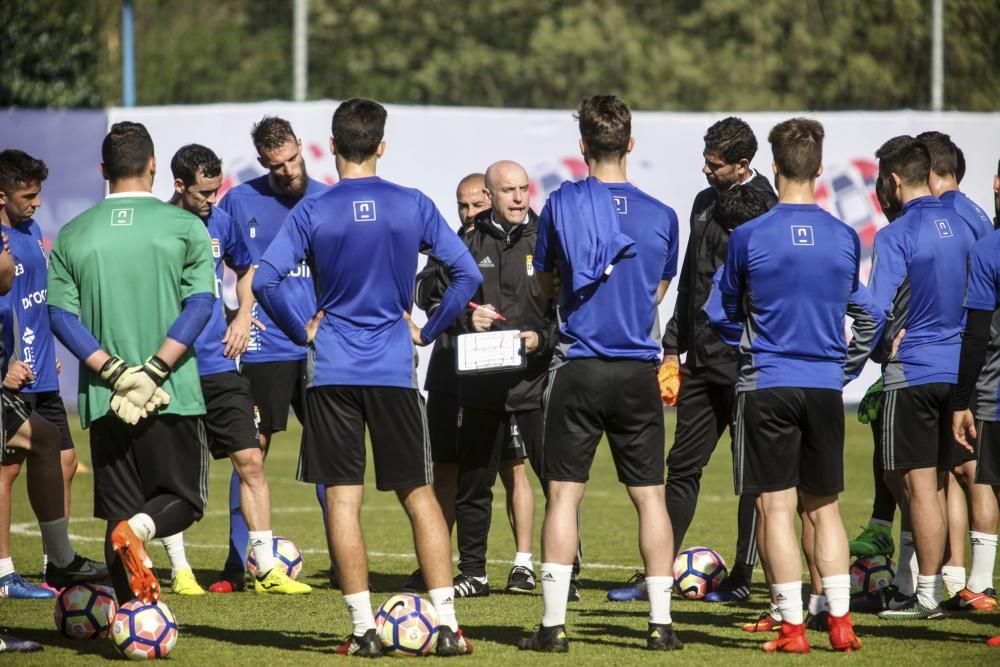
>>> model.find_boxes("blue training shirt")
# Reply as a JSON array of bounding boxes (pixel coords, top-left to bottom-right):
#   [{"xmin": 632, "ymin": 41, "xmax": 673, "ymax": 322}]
[
  {"xmin": 252, "ymin": 175, "xmax": 481, "ymax": 389},
  {"xmin": 218, "ymin": 175, "xmax": 326, "ymax": 363},
  {"xmin": 720, "ymin": 203, "xmax": 870, "ymax": 391},
  {"xmin": 0, "ymin": 219, "xmax": 59, "ymax": 392},
  {"xmin": 964, "ymin": 230, "xmax": 1000, "ymax": 421},
  {"xmin": 193, "ymin": 206, "xmax": 254, "ymax": 377},
  {"xmin": 534, "ymin": 180, "xmax": 679, "ymax": 361},
  {"xmin": 869, "ymin": 195, "xmax": 990, "ymax": 390},
  {"xmin": 940, "ymin": 189, "xmax": 993, "ymax": 235}
]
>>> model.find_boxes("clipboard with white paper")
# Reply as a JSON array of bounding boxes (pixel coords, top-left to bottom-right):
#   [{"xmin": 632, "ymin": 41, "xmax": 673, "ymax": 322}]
[{"xmin": 455, "ymin": 330, "xmax": 526, "ymax": 374}]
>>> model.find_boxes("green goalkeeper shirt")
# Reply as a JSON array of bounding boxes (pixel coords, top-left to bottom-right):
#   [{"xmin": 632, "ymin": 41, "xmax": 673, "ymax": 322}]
[{"xmin": 47, "ymin": 192, "xmax": 216, "ymax": 428}]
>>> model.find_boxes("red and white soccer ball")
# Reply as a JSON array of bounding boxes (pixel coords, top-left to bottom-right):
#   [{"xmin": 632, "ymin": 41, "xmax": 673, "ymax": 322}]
[
  {"xmin": 850, "ymin": 555, "xmax": 895, "ymax": 599},
  {"xmin": 672, "ymin": 546, "xmax": 728, "ymax": 600},
  {"xmin": 54, "ymin": 583, "xmax": 117, "ymax": 639},
  {"xmin": 110, "ymin": 599, "xmax": 178, "ymax": 660},
  {"xmin": 247, "ymin": 536, "xmax": 303, "ymax": 580},
  {"xmin": 375, "ymin": 593, "xmax": 439, "ymax": 657}
]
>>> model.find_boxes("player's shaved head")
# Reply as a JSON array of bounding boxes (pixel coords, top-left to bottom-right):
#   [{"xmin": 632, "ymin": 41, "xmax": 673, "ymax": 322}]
[
  {"xmin": 456, "ymin": 173, "xmax": 488, "ymax": 230},
  {"xmin": 457, "ymin": 173, "xmax": 485, "ymax": 198},
  {"xmin": 484, "ymin": 161, "xmax": 530, "ymax": 227}
]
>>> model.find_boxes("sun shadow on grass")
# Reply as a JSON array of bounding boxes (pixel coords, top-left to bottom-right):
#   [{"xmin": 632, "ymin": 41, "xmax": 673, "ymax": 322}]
[
  {"xmin": 0, "ymin": 626, "xmax": 120, "ymax": 660},
  {"xmin": 181, "ymin": 623, "xmax": 341, "ymax": 654}
]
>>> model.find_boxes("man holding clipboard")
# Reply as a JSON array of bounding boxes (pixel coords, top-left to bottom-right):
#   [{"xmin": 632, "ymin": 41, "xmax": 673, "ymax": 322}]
[{"xmin": 451, "ymin": 160, "xmax": 558, "ymax": 599}]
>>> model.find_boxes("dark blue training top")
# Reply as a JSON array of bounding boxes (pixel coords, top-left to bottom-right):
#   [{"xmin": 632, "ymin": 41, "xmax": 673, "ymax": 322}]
[
  {"xmin": 534, "ymin": 180, "xmax": 679, "ymax": 361},
  {"xmin": 252, "ymin": 175, "xmax": 481, "ymax": 389},
  {"xmin": 869, "ymin": 195, "xmax": 991, "ymax": 390},
  {"xmin": 720, "ymin": 203, "xmax": 877, "ymax": 391},
  {"xmin": 0, "ymin": 219, "xmax": 59, "ymax": 392},
  {"xmin": 218, "ymin": 175, "xmax": 327, "ymax": 363},
  {"xmin": 963, "ymin": 230, "xmax": 1000, "ymax": 421},
  {"xmin": 193, "ymin": 206, "xmax": 253, "ymax": 377}
]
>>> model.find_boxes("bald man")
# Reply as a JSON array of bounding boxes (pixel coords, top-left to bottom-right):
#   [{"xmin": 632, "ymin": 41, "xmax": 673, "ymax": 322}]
[{"xmin": 443, "ymin": 160, "xmax": 558, "ymax": 598}]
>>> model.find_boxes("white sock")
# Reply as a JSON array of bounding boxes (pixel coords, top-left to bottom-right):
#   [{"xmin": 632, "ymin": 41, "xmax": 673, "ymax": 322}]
[
  {"xmin": 249, "ymin": 530, "xmax": 275, "ymax": 577},
  {"xmin": 895, "ymin": 531, "xmax": 917, "ymax": 596},
  {"xmin": 967, "ymin": 532, "xmax": 998, "ymax": 593},
  {"xmin": 428, "ymin": 586, "xmax": 459, "ymax": 632},
  {"xmin": 127, "ymin": 513, "xmax": 156, "ymax": 543},
  {"xmin": 646, "ymin": 576, "xmax": 673, "ymax": 624},
  {"xmin": 807, "ymin": 592, "xmax": 828, "ymax": 615},
  {"xmin": 38, "ymin": 518, "xmax": 75, "ymax": 567},
  {"xmin": 822, "ymin": 575, "xmax": 851, "ymax": 617},
  {"xmin": 0, "ymin": 556, "xmax": 14, "ymax": 578},
  {"xmin": 40, "ymin": 553, "xmax": 48, "ymax": 576},
  {"xmin": 514, "ymin": 552, "xmax": 533, "ymax": 569},
  {"xmin": 160, "ymin": 533, "xmax": 190, "ymax": 576},
  {"xmin": 343, "ymin": 591, "xmax": 375, "ymax": 636},
  {"xmin": 768, "ymin": 602, "xmax": 782, "ymax": 621},
  {"xmin": 941, "ymin": 565, "xmax": 966, "ymax": 596},
  {"xmin": 869, "ymin": 518, "xmax": 893, "ymax": 529},
  {"xmin": 916, "ymin": 573, "xmax": 943, "ymax": 609},
  {"xmin": 540, "ymin": 562, "xmax": 573, "ymax": 627},
  {"xmin": 772, "ymin": 581, "xmax": 803, "ymax": 626}
]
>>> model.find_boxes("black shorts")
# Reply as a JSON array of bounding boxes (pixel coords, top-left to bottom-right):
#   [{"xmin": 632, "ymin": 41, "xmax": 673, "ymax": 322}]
[
  {"xmin": 300, "ymin": 386, "xmax": 431, "ymax": 491},
  {"xmin": 427, "ymin": 390, "xmax": 459, "ymax": 464},
  {"xmin": 543, "ymin": 358, "xmax": 664, "ymax": 486},
  {"xmin": 2, "ymin": 390, "xmax": 32, "ymax": 445},
  {"xmin": 457, "ymin": 406, "xmax": 540, "ymax": 464},
  {"xmin": 21, "ymin": 392, "xmax": 74, "ymax": 451},
  {"xmin": 975, "ymin": 420, "xmax": 1000, "ymax": 485},
  {"xmin": 201, "ymin": 372, "xmax": 260, "ymax": 460},
  {"xmin": 733, "ymin": 388, "xmax": 844, "ymax": 496},
  {"xmin": 241, "ymin": 360, "xmax": 306, "ymax": 434},
  {"xmin": 89, "ymin": 414, "xmax": 210, "ymax": 521},
  {"xmin": 881, "ymin": 383, "xmax": 953, "ymax": 471}
]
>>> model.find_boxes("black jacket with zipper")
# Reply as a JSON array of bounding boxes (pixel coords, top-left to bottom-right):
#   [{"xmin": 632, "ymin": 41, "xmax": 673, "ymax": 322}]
[
  {"xmin": 456, "ymin": 209, "xmax": 557, "ymax": 412},
  {"xmin": 662, "ymin": 172, "xmax": 777, "ymax": 375}
]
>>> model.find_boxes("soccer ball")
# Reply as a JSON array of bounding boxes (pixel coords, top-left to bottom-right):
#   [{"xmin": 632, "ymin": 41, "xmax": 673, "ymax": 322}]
[
  {"xmin": 54, "ymin": 583, "xmax": 117, "ymax": 639},
  {"xmin": 850, "ymin": 555, "xmax": 895, "ymax": 599},
  {"xmin": 672, "ymin": 546, "xmax": 728, "ymax": 599},
  {"xmin": 247, "ymin": 536, "xmax": 303, "ymax": 579},
  {"xmin": 374, "ymin": 594, "xmax": 439, "ymax": 657},
  {"xmin": 110, "ymin": 599, "xmax": 178, "ymax": 660}
]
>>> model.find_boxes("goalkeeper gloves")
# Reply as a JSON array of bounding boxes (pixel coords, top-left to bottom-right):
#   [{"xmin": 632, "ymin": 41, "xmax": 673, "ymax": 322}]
[
  {"xmin": 100, "ymin": 355, "xmax": 172, "ymax": 425},
  {"xmin": 857, "ymin": 377, "xmax": 883, "ymax": 424},
  {"xmin": 658, "ymin": 358, "xmax": 681, "ymax": 407}
]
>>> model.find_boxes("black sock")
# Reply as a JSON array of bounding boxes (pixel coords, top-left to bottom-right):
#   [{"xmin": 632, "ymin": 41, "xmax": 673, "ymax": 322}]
[{"xmin": 142, "ymin": 494, "xmax": 199, "ymax": 538}]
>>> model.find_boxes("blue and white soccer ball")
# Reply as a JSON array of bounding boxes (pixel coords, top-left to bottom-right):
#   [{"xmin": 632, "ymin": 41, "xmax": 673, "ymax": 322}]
[
  {"xmin": 54, "ymin": 583, "xmax": 117, "ymax": 639},
  {"xmin": 110, "ymin": 599, "xmax": 178, "ymax": 660},
  {"xmin": 247, "ymin": 536, "xmax": 303, "ymax": 580},
  {"xmin": 672, "ymin": 546, "xmax": 728, "ymax": 600},
  {"xmin": 375, "ymin": 593, "xmax": 439, "ymax": 657},
  {"xmin": 850, "ymin": 555, "xmax": 895, "ymax": 599}
]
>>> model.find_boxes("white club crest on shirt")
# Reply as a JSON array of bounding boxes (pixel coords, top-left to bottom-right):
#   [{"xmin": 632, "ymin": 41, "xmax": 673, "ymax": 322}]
[
  {"xmin": 790, "ymin": 225, "xmax": 814, "ymax": 246},
  {"xmin": 353, "ymin": 200, "xmax": 376, "ymax": 222},
  {"xmin": 110, "ymin": 208, "xmax": 134, "ymax": 226},
  {"xmin": 935, "ymin": 219, "xmax": 954, "ymax": 238}
]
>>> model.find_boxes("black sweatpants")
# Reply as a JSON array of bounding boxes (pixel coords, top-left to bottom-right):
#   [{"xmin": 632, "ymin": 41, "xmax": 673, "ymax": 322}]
[
  {"xmin": 455, "ymin": 407, "xmax": 542, "ymax": 578},
  {"xmin": 665, "ymin": 363, "xmax": 758, "ymax": 573}
]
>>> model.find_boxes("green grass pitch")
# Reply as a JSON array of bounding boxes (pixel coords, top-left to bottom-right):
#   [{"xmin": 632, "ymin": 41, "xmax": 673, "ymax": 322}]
[{"xmin": 3, "ymin": 412, "xmax": 998, "ymax": 664}]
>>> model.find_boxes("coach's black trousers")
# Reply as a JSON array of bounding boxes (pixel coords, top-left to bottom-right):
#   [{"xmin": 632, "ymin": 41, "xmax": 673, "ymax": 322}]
[
  {"xmin": 665, "ymin": 364, "xmax": 758, "ymax": 573},
  {"xmin": 455, "ymin": 408, "xmax": 543, "ymax": 578}
]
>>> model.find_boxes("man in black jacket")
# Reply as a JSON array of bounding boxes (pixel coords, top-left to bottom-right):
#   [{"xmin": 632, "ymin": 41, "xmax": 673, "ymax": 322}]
[
  {"xmin": 452, "ymin": 160, "xmax": 558, "ymax": 598},
  {"xmin": 610, "ymin": 117, "xmax": 777, "ymax": 603},
  {"xmin": 403, "ymin": 174, "xmax": 489, "ymax": 593}
]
